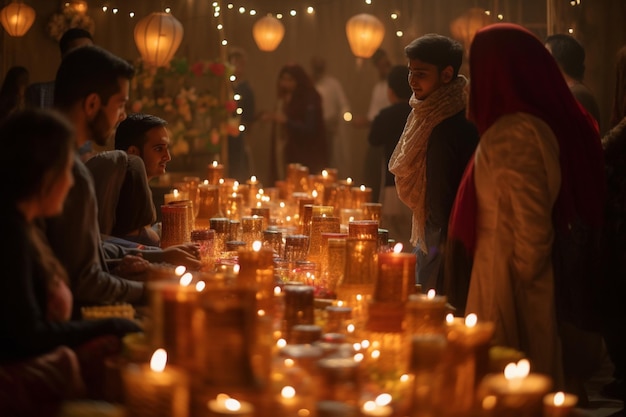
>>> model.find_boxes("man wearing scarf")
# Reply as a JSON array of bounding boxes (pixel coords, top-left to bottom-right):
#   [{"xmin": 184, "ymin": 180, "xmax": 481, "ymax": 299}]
[{"xmin": 389, "ymin": 34, "xmax": 478, "ymax": 292}]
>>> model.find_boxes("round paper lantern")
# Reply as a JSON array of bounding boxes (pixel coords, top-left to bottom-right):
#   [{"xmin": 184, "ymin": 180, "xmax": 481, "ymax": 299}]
[
  {"xmin": 134, "ymin": 12, "xmax": 184, "ymax": 67},
  {"xmin": 252, "ymin": 15, "xmax": 285, "ymax": 52},
  {"xmin": 345, "ymin": 13, "xmax": 385, "ymax": 59},
  {"xmin": 450, "ymin": 8, "xmax": 493, "ymax": 52},
  {"xmin": 0, "ymin": 1, "xmax": 36, "ymax": 37}
]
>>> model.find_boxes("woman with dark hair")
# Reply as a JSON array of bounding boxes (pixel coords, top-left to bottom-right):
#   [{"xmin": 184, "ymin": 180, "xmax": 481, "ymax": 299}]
[
  {"xmin": 265, "ymin": 63, "xmax": 328, "ymax": 182},
  {"xmin": 446, "ymin": 24, "xmax": 605, "ymax": 388},
  {"xmin": 0, "ymin": 66, "xmax": 29, "ymax": 121},
  {"xmin": 0, "ymin": 109, "xmax": 140, "ymax": 415}
]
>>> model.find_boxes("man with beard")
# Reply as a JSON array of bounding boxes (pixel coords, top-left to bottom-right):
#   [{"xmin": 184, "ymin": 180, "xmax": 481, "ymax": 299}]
[{"xmin": 44, "ymin": 46, "xmax": 200, "ymax": 311}]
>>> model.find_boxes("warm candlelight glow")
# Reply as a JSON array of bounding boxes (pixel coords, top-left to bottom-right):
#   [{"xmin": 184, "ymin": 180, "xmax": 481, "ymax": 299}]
[
  {"xmin": 173, "ymin": 189, "xmax": 179, "ymax": 197},
  {"xmin": 258, "ymin": 309, "xmax": 266, "ymax": 316},
  {"xmin": 504, "ymin": 359, "xmax": 530, "ymax": 380},
  {"xmin": 175, "ymin": 265, "xmax": 186, "ymax": 276},
  {"xmin": 252, "ymin": 241, "xmax": 263, "ymax": 251},
  {"xmin": 274, "ymin": 286, "xmax": 282, "ymax": 296},
  {"xmin": 219, "ymin": 178, "xmax": 225, "ymax": 184},
  {"xmin": 284, "ymin": 358, "xmax": 295, "ymax": 367},
  {"xmin": 195, "ymin": 281, "xmax": 206, "ymax": 292},
  {"xmin": 203, "ymin": 179, "xmax": 209, "ymax": 185},
  {"xmin": 179, "ymin": 272, "xmax": 193, "ymax": 287},
  {"xmin": 233, "ymin": 264, "xmax": 240, "ymax": 274},
  {"xmin": 553, "ymin": 392, "xmax": 565, "ymax": 406},
  {"xmin": 393, "ymin": 242, "xmax": 403, "ymax": 253},
  {"xmin": 356, "ymin": 294, "xmax": 363, "ymax": 301},
  {"xmin": 361, "ymin": 340, "xmax": 370, "ymax": 348},
  {"xmin": 376, "ymin": 393, "xmax": 392, "ymax": 406},
  {"xmin": 224, "ymin": 398, "xmax": 242, "ymax": 411},
  {"xmin": 212, "ymin": 160, "xmax": 218, "ymax": 167},
  {"xmin": 427, "ymin": 289, "xmax": 436, "ymax": 299},
  {"xmin": 322, "ymin": 169, "xmax": 328, "ymax": 178},
  {"xmin": 465, "ymin": 313, "xmax": 478, "ymax": 327},
  {"xmin": 354, "ymin": 353, "xmax": 364, "ymax": 362},
  {"xmin": 360, "ymin": 185, "xmax": 366, "ymax": 191},
  {"xmin": 337, "ymin": 300, "xmax": 344, "ymax": 307},
  {"xmin": 277, "ymin": 338, "xmax": 287, "ymax": 348},
  {"xmin": 400, "ymin": 374, "xmax": 410, "ymax": 382},
  {"xmin": 150, "ymin": 349, "xmax": 167, "ymax": 372},
  {"xmin": 250, "ymin": 175, "xmax": 257, "ymax": 182},
  {"xmin": 371, "ymin": 350, "xmax": 380, "ymax": 359},
  {"xmin": 347, "ymin": 177, "xmax": 353, "ymax": 184},
  {"xmin": 347, "ymin": 323, "xmax": 355, "ymax": 333},
  {"xmin": 281, "ymin": 386, "xmax": 296, "ymax": 399},
  {"xmin": 446, "ymin": 313, "xmax": 454, "ymax": 324},
  {"xmin": 312, "ymin": 190, "xmax": 318, "ymax": 198}
]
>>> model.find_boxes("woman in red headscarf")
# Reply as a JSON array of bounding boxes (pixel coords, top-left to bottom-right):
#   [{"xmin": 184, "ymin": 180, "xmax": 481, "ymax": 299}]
[{"xmin": 445, "ymin": 24, "xmax": 605, "ymax": 386}]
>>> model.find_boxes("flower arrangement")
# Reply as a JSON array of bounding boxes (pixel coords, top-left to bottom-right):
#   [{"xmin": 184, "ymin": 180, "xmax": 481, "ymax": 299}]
[
  {"xmin": 130, "ymin": 57, "xmax": 240, "ymax": 157},
  {"xmin": 47, "ymin": 6, "xmax": 95, "ymax": 41}
]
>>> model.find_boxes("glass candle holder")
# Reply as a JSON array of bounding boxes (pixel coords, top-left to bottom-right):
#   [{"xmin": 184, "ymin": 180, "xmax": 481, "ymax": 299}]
[
  {"xmin": 378, "ymin": 229, "xmax": 390, "ymax": 252},
  {"xmin": 191, "ymin": 229, "xmax": 216, "ymax": 272},
  {"xmin": 309, "ymin": 174, "xmax": 326, "ymax": 204},
  {"xmin": 209, "ymin": 217, "xmax": 230, "ymax": 256},
  {"xmin": 161, "ymin": 204, "xmax": 191, "ymax": 248},
  {"xmin": 183, "ymin": 176, "xmax": 201, "ymax": 219},
  {"xmin": 264, "ymin": 229, "xmax": 283, "ymax": 257},
  {"xmin": 250, "ymin": 206, "xmax": 270, "ymax": 230},
  {"xmin": 300, "ymin": 204, "xmax": 314, "ymax": 236},
  {"xmin": 317, "ymin": 358, "xmax": 361, "ymax": 406},
  {"xmin": 326, "ymin": 237, "xmax": 347, "ymax": 295},
  {"xmin": 164, "ymin": 188, "xmax": 189, "ymax": 205},
  {"xmin": 287, "ymin": 163, "xmax": 310, "ymax": 196},
  {"xmin": 241, "ymin": 216, "xmax": 264, "ymax": 249},
  {"xmin": 308, "ymin": 216, "xmax": 341, "ymax": 260},
  {"xmin": 405, "ymin": 292, "xmax": 449, "ymax": 336},
  {"xmin": 238, "ymin": 246, "xmax": 275, "ymax": 314},
  {"xmin": 325, "ymin": 306, "xmax": 353, "ymax": 334},
  {"xmin": 348, "ymin": 220, "xmax": 379, "ymax": 241},
  {"xmin": 283, "ymin": 285, "xmax": 315, "ymax": 342},
  {"xmin": 339, "ymin": 208, "xmax": 364, "ymax": 227},
  {"xmin": 290, "ymin": 324, "xmax": 323, "ymax": 344},
  {"xmin": 226, "ymin": 240, "xmax": 246, "ymax": 252},
  {"xmin": 197, "ymin": 183, "xmax": 220, "ymax": 224},
  {"xmin": 350, "ymin": 185, "xmax": 372, "ymax": 209},
  {"xmin": 284, "ymin": 235, "xmax": 309, "ymax": 264},
  {"xmin": 207, "ymin": 161, "xmax": 225, "ymax": 185},
  {"xmin": 226, "ymin": 193, "xmax": 243, "ymax": 220},
  {"xmin": 293, "ymin": 260, "xmax": 317, "ymax": 286},
  {"xmin": 376, "ymin": 251, "xmax": 417, "ymax": 303},
  {"xmin": 362, "ymin": 202, "xmax": 382, "ymax": 224}
]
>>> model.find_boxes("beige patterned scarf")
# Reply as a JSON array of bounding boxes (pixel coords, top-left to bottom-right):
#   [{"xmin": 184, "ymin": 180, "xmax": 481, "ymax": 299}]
[{"xmin": 389, "ymin": 75, "xmax": 467, "ymax": 252}]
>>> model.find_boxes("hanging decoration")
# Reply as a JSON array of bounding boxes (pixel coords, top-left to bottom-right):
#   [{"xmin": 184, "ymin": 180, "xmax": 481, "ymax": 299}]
[
  {"xmin": 134, "ymin": 12, "xmax": 184, "ymax": 68},
  {"xmin": 252, "ymin": 15, "xmax": 285, "ymax": 52},
  {"xmin": 345, "ymin": 13, "xmax": 385, "ymax": 59},
  {"xmin": 0, "ymin": 0, "xmax": 36, "ymax": 37},
  {"xmin": 46, "ymin": 0, "xmax": 94, "ymax": 42},
  {"xmin": 449, "ymin": 8, "xmax": 493, "ymax": 53}
]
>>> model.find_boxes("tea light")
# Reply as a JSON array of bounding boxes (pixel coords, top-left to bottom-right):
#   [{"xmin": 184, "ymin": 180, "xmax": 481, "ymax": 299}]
[
  {"xmin": 405, "ymin": 289, "xmax": 449, "ymax": 335},
  {"xmin": 123, "ymin": 349, "xmax": 189, "ymax": 417},
  {"xmin": 543, "ymin": 391, "xmax": 578, "ymax": 417},
  {"xmin": 208, "ymin": 394, "xmax": 254, "ymax": 417},
  {"xmin": 361, "ymin": 400, "xmax": 392, "ymax": 417},
  {"xmin": 164, "ymin": 188, "xmax": 186, "ymax": 205}
]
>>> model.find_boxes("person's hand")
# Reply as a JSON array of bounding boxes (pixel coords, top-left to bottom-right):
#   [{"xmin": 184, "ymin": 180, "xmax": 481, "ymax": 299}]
[
  {"xmin": 111, "ymin": 254, "xmax": 150, "ymax": 279},
  {"xmin": 172, "ymin": 242, "xmax": 201, "ymax": 258}
]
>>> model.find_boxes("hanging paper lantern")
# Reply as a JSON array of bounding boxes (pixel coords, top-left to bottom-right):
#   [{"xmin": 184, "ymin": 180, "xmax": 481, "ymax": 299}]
[
  {"xmin": 345, "ymin": 13, "xmax": 385, "ymax": 59},
  {"xmin": 64, "ymin": 0, "xmax": 88, "ymax": 16},
  {"xmin": 134, "ymin": 12, "xmax": 184, "ymax": 67},
  {"xmin": 252, "ymin": 15, "xmax": 285, "ymax": 52},
  {"xmin": 450, "ymin": 8, "xmax": 493, "ymax": 52},
  {"xmin": 0, "ymin": 0, "xmax": 36, "ymax": 37}
]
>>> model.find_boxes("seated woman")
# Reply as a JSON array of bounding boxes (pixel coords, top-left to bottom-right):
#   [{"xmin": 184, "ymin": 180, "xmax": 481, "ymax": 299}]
[
  {"xmin": 0, "ymin": 110, "xmax": 141, "ymax": 415},
  {"xmin": 86, "ymin": 150, "xmax": 160, "ymax": 248}
]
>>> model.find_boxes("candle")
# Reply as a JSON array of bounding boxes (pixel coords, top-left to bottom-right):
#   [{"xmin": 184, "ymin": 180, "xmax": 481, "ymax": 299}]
[
  {"xmin": 207, "ymin": 160, "xmax": 225, "ymax": 184},
  {"xmin": 238, "ymin": 241, "xmax": 275, "ymax": 313},
  {"xmin": 123, "ymin": 349, "xmax": 189, "ymax": 417},
  {"xmin": 196, "ymin": 183, "xmax": 220, "ymax": 224},
  {"xmin": 376, "ymin": 244, "xmax": 416, "ymax": 303},
  {"xmin": 361, "ymin": 400, "xmax": 392, "ymax": 417},
  {"xmin": 543, "ymin": 391, "xmax": 578, "ymax": 417},
  {"xmin": 351, "ymin": 185, "xmax": 373, "ymax": 209},
  {"xmin": 405, "ymin": 289, "xmax": 449, "ymax": 335},
  {"xmin": 164, "ymin": 188, "xmax": 186, "ymax": 205},
  {"xmin": 208, "ymin": 394, "xmax": 254, "ymax": 417},
  {"xmin": 478, "ymin": 359, "xmax": 553, "ymax": 417}
]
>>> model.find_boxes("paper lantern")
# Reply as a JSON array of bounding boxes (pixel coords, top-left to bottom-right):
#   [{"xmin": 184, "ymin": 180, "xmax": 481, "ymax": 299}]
[
  {"xmin": 64, "ymin": 0, "xmax": 88, "ymax": 16},
  {"xmin": 345, "ymin": 13, "xmax": 385, "ymax": 59},
  {"xmin": 0, "ymin": 0, "xmax": 36, "ymax": 37},
  {"xmin": 252, "ymin": 15, "xmax": 284, "ymax": 52},
  {"xmin": 134, "ymin": 12, "xmax": 184, "ymax": 67},
  {"xmin": 450, "ymin": 8, "xmax": 493, "ymax": 52}
]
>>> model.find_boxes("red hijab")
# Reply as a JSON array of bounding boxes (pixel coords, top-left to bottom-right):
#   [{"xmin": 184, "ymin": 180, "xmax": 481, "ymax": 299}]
[{"xmin": 448, "ymin": 23, "xmax": 605, "ymax": 254}]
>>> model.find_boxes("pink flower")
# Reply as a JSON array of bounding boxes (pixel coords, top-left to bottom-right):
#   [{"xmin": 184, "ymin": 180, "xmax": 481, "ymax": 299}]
[
  {"xmin": 209, "ymin": 62, "xmax": 225, "ymax": 76},
  {"xmin": 191, "ymin": 62, "xmax": 204, "ymax": 77}
]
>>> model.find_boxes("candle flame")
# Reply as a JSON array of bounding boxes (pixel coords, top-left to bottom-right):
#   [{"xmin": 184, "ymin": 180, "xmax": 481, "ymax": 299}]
[
  {"xmin": 195, "ymin": 281, "xmax": 206, "ymax": 292},
  {"xmin": 280, "ymin": 201, "xmax": 285, "ymax": 208},
  {"xmin": 553, "ymin": 392, "xmax": 565, "ymax": 406},
  {"xmin": 356, "ymin": 294, "xmax": 363, "ymax": 301},
  {"xmin": 212, "ymin": 160, "xmax": 218, "ymax": 167},
  {"xmin": 281, "ymin": 386, "xmax": 296, "ymax": 399},
  {"xmin": 274, "ymin": 286, "xmax": 282, "ymax": 296},
  {"xmin": 312, "ymin": 189, "xmax": 318, "ymax": 198},
  {"xmin": 224, "ymin": 399, "xmax": 241, "ymax": 411},
  {"xmin": 276, "ymin": 338, "xmax": 287, "ymax": 348},
  {"xmin": 250, "ymin": 175, "xmax": 257, "ymax": 182},
  {"xmin": 219, "ymin": 178, "xmax": 224, "ymax": 184},
  {"xmin": 257, "ymin": 309, "xmax": 266, "ymax": 317},
  {"xmin": 446, "ymin": 313, "xmax": 454, "ymax": 324},
  {"xmin": 174, "ymin": 265, "xmax": 186, "ymax": 276},
  {"xmin": 256, "ymin": 201, "xmax": 262, "ymax": 207},
  {"xmin": 203, "ymin": 179, "xmax": 209, "ymax": 185},
  {"xmin": 361, "ymin": 339, "xmax": 370, "ymax": 348},
  {"xmin": 233, "ymin": 264, "xmax": 240, "ymax": 274},
  {"xmin": 393, "ymin": 242, "xmax": 403, "ymax": 253},
  {"xmin": 284, "ymin": 358, "xmax": 294, "ymax": 367},
  {"xmin": 346, "ymin": 323, "xmax": 355, "ymax": 333},
  {"xmin": 504, "ymin": 359, "xmax": 530, "ymax": 380},
  {"xmin": 347, "ymin": 177, "xmax": 353, "ymax": 184},
  {"xmin": 363, "ymin": 401, "xmax": 377, "ymax": 412},
  {"xmin": 427, "ymin": 289, "xmax": 436, "ymax": 299},
  {"xmin": 465, "ymin": 313, "xmax": 478, "ymax": 328},
  {"xmin": 400, "ymin": 374, "xmax": 410, "ymax": 382},
  {"xmin": 337, "ymin": 300, "xmax": 344, "ymax": 307},
  {"xmin": 252, "ymin": 241, "xmax": 263, "ymax": 251},
  {"xmin": 354, "ymin": 352, "xmax": 364, "ymax": 362},
  {"xmin": 371, "ymin": 349, "xmax": 381, "ymax": 359},
  {"xmin": 376, "ymin": 393, "xmax": 392, "ymax": 406},
  {"xmin": 179, "ymin": 272, "xmax": 193, "ymax": 287},
  {"xmin": 173, "ymin": 189, "xmax": 179, "ymax": 196},
  {"xmin": 216, "ymin": 393, "xmax": 230, "ymax": 402},
  {"xmin": 322, "ymin": 169, "xmax": 328, "ymax": 178},
  {"xmin": 360, "ymin": 185, "xmax": 366, "ymax": 191},
  {"xmin": 150, "ymin": 349, "xmax": 167, "ymax": 372}
]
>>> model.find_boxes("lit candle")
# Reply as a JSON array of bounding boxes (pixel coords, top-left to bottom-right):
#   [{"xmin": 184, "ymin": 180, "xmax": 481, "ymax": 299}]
[
  {"xmin": 361, "ymin": 399, "xmax": 393, "ymax": 417},
  {"xmin": 164, "ymin": 188, "xmax": 184, "ymax": 205},
  {"xmin": 237, "ymin": 241, "xmax": 275, "ymax": 313},
  {"xmin": 478, "ymin": 359, "xmax": 553, "ymax": 417},
  {"xmin": 376, "ymin": 244, "xmax": 416, "ymax": 303},
  {"xmin": 543, "ymin": 391, "xmax": 578, "ymax": 417},
  {"xmin": 405, "ymin": 289, "xmax": 449, "ymax": 335},
  {"xmin": 207, "ymin": 160, "xmax": 225, "ymax": 184},
  {"xmin": 123, "ymin": 349, "xmax": 189, "ymax": 417},
  {"xmin": 208, "ymin": 394, "xmax": 254, "ymax": 417},
  {"xmin": 351, "ymin": 185, "xmax": 373, "ymax": 209}
]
